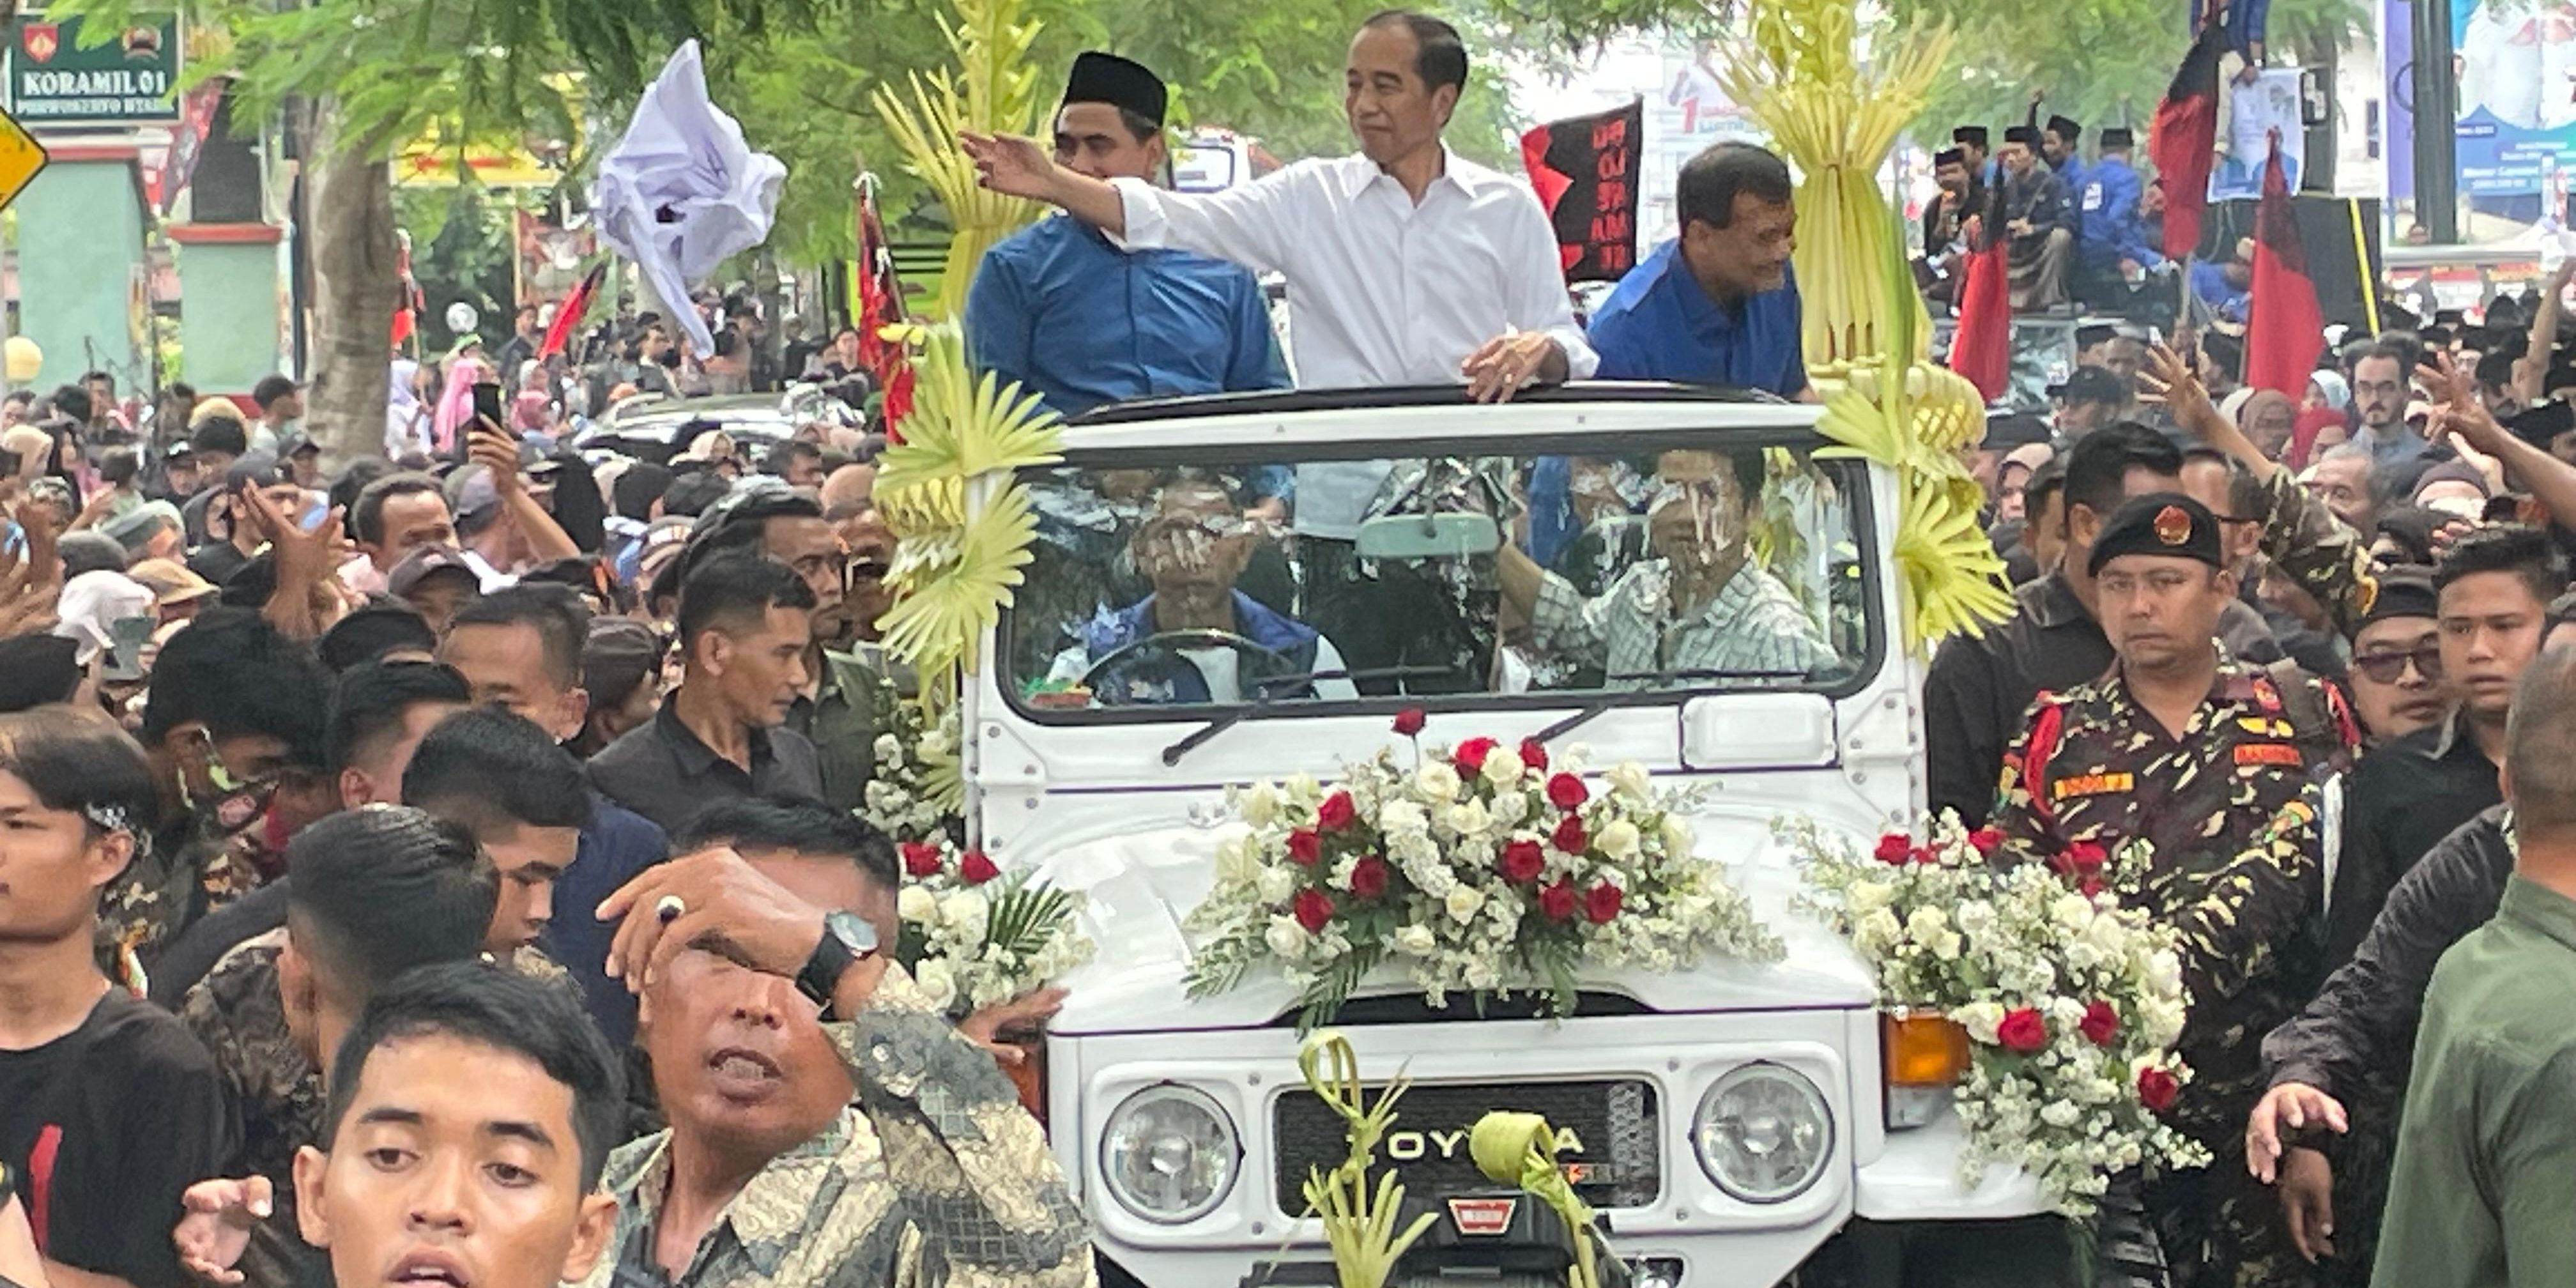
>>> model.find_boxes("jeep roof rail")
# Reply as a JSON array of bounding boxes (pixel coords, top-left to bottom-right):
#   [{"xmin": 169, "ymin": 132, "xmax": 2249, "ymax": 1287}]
[{"xmin": 1067, "ymin": 381, "xmax": 1785, "ymax": 426}]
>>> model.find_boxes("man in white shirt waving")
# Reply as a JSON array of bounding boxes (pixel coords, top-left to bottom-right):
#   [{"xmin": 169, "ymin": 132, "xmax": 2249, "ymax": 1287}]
[
  {"xmin": 967, "ymin": 12, "xmax": 1595, "ymax": 696},
  {"xmin": 963, "ymin": 10, "xmax": 1595, "ymax": 406}
]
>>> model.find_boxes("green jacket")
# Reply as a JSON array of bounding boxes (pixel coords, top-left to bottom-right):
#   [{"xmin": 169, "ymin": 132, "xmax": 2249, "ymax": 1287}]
[
  {"xmin": 795, "ymin": 647, "xmax": 898, "ymax": 814},
  {"xmin": 2373, "ymin": 873, "xmax": 2576, "ymax": 1287}
]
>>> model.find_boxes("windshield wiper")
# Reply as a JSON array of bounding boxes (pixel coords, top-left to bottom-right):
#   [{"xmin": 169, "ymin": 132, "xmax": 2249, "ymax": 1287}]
[
  {"xmin": 1531, "ymin": 668, "xmax": 1812, "ymax": 746},
  {"xmin": 1158, "ymin": 665, "xmax": 1455, "ymax": 767}
]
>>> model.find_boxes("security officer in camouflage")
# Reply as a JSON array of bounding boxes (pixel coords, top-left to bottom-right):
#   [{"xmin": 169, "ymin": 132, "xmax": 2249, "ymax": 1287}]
[{"xmin": 1989, "ymin": 493, "xmax": 2358, "ymax": 1288}]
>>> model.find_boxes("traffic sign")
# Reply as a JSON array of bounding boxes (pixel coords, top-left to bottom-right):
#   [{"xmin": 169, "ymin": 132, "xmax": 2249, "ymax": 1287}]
[{"xmin": 0, "ymin": 105, "xmax": 48, "ymax": 212}]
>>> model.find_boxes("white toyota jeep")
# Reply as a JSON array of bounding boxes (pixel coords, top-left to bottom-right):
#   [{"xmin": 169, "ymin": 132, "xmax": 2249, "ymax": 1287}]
[{"xmin": 957, "ymin": 385, "xmax": 2074, "ymax": 1287}]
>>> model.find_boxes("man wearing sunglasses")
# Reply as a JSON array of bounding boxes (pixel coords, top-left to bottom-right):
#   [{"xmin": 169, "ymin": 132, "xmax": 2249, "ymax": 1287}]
[{"xmin": 2340, "ymin": 571, "xmax": 2447, "ymax": 746}]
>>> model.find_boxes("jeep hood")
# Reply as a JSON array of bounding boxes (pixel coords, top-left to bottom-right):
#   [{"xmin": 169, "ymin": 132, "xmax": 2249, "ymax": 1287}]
[{"xmin": 1030, "ymin": 810, "xmax": 1880, "ymax": 1036}]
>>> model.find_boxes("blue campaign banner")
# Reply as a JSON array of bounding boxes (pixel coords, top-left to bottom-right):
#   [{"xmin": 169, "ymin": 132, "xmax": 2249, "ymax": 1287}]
[{"xmin": 2452, "ymin": 0, "xmax": 2576, "ymax": 196}]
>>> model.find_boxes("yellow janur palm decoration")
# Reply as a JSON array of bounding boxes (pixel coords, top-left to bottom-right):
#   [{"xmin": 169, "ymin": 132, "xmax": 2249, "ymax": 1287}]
[
  {"xmin": 1719, "ymin": 0, "xmax": 2013, "ymax": 652},
  {"xmin": 868, "ymin": 0, "xmax": 1061, "ymax": 811}
]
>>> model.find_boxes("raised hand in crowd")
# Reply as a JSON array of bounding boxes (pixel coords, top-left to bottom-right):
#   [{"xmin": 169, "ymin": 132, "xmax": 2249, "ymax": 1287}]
[
  {"xmin": 2140, "ymin": 341, "xmax": 2278, "ymax": 479},
  {"xmin": 170, "ymin": 1176, "xmax": 271, "ymax": 1287},
  {"xmin": 0, "ymin": 542, "xmax": 57, "ymax": 640},
  {"xmin": 466, "ymin": 416, "xmax": 582, "ymax": 565},
  {"xmin": 234, "ymin": 477, "xmax": 349, "ymax": 642},
  {"xmin": 2419, "ymin": 350, "xmax": 2576, "ymax": 532}
]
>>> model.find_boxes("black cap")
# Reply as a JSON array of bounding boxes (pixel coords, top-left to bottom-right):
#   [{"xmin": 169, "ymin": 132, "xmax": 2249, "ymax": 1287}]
[
  {"xmin": 1953, "ymin": 125, "xmax": 1989, "ymax": 148},
  {"xmin": 2046, "ymin": 114, "xmax": 2081, "ymax": 139},
  {"xmin": 2004, "ymin": 125, "xmax": 2041, "ymax": 146},
  {"xmin": 2099, "ymin": 126, "xmax": 2135, "ymax": 149},
  {"xmin": 2088, "ymin": 492, "xmax": 2225, "ymax": 576},
  {"xmin": 1933, "ymin": 147, "xmax": 1965, "ymax": 167},
  {"xmin": 2506, "ymin": 397, "xmax": 2576, "ymax": 447},
  {"xmin": 1985, "ymin": 413, "xmax": 2053, "ymax": 448},
  {"xmin": 1064, "ymin": 51, "xmax": 1167, "ymax": 128},
  {"xmin": 2057, "ymin": 364, "xmax": 2129, "ymax": 407},
  {"xmin": 0, "ymin": 634, "xmax": 80, "ymax": 712},
  {"xmin": 2361, "ymin": 565, "xmax": 2439, "ymax": 627},
  {"xmin": 388, "ymin": 546, "xmax": 481, "ymax": 599},
  {"xmin": 583, "ymin": 617, "xmax": 663, "ymax": 708}
]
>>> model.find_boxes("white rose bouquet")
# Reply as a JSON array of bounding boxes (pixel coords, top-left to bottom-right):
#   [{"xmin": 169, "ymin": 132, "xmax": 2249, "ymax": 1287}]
[
  {"xmin": 1185, "ymin": 711, "xmax": 1783, "ymax": 1029},
  {"xmin": 1786, "ymin": 813, "xmax": 2207, "ymax": 1215},
  {"xmin": 864, "ymin": 696, "xmax": 1092, "ymax": 1020}
]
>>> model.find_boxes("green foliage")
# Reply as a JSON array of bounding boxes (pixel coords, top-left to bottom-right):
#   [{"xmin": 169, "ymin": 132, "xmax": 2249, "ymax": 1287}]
[
  {"xmin": 1890, "ymin": 0, "xmax": 2365, "ymax": 143},
  {"xmin": 394, "ymin": 181, "xmax": 526, "ymax": 351}
]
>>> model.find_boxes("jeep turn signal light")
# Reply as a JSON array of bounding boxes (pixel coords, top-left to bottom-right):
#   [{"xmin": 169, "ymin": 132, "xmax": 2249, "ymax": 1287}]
[
  {"xmin": 1882, "ymin": 1013, "xmax": 1970, "ymax": 1131},
  {"xmin": 1882, "ymin": 1013, "xmax": 1970, "ymax": 1086}
]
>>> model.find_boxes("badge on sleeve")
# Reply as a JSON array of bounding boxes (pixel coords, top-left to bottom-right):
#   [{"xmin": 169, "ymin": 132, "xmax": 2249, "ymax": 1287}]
[{"xmin": 2234, "ymin": 743, "xmax": 2304, "ymax": 768}]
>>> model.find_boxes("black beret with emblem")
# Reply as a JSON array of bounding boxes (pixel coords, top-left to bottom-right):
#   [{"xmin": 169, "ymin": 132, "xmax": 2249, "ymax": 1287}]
[
  {"xmin": 2087, "ymin": 491, "xmax": 2224, "ymax": 576},
  {"xmin": 1063, "ymin": 50, "xmax": 1168, "ymax": 128},
  {"xmin": 2361, "ymin": 565, "xmax": 2438, "ymax": 626}
]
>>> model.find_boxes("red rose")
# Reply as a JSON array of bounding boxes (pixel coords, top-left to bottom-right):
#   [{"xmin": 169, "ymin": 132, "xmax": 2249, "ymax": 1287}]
[
  {"xmin": 1293, "ymin": 889, "xmax": 1336, "ymax": 933},
  {"xmin": 1968, "ymin": 827, "xmax": 2004, "ymax": 856},
  {"xmin": 1519, "ymin": 739, "xmax": 1549, "ymax": 772},
  {"xmin": 1551, "ymin": 814, "xmax": 1588, "ymax": 855},
  {"xmin": 1453, "ymin": 737, "xmax": 1498, "ymax": 776},
  {"xmin": 1285, "ymin": 829, "xmax": 1322, "ymax": 865},
  {"xmin": 2137, "ymin": 1066, "xmax": 2181, "ymax": 1113},
  {"xmin": 1874, "ymin": 833, "xmax": 1913, "ymax": 864},
  {"xmin": 1545, "ymin": 772, "xmax": 1589, "ymax": 811},
  {"xmin": 958, "ymin": 851, "xmax": 1000, "ymax": 885},
  {"xmin": 1909, "ymin": 845, "xmax": 1940, "ymax": 866},
  {"xmin": 2080, "ymin": 1001, "xmax": 2119, "ymax": 1046},
  {"xmin": 901, "ymin": 842, "xmax": 944, "ymax": 878},
  {"xmin": 1392, "ymin": 708, "xmax": 1426, "ymax": 737},
  {"xmin": 2053, "ymin": 840, "xmax": 2108, "ymax": 876},
  {"xmin": 1349, "ymin": 855, "xmax": 1390, "ymax": 899},
  {"xmin": 1537, "ymin": 879, "xmax": 1579, "ymax": 921},
  {"xmin": 1584, "ymin": 881, "xmax": 1623, "ymax": 924},
  {"xmin": 1500, "ymin": 839, "xmax": 1547, "ymax": 884},
  {"xmin": 1315, "ymin": 791, "xmax": 1357, "ymax": 832},
  {"xmin": 1997, "ymin": 1007, "xmax": 2049, "ymax": 1054}
]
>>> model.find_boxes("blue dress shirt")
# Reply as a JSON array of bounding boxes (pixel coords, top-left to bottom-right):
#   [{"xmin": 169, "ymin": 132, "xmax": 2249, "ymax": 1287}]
[
  {"xmin": 966, "ymin": 215, "xmax": 1289, "ymax": 417},
  {"xmin": 1529, "ymin": 240, "xmax": 1805, "ymax": 565},
  {"xmin": 2076, "ymin": 156, "xmax": 2164, "ymax": 272},
  {"xmin": 542, "ymin": 796, "xmax": 670, "ymax": 1048}
]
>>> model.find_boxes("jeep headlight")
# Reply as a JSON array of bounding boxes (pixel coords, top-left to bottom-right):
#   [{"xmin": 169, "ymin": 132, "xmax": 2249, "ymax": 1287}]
[
  {"xmin": 1100, "ymin": 1084, "xmax": 1240, "ymax": 1223},
  {"xmin": 1692, "ymin": 1062, "xmax": 1832, "ymax": 1202}
]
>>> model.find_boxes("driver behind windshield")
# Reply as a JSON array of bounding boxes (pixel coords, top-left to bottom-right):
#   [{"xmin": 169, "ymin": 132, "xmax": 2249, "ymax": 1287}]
[
  {"xmin": 1498, "ymin": 448, "xmax": 1831, "ymax": 689},
  {"xmin": 1046, "ymin": 476, "xmax": 1358, "ymax": 704}
]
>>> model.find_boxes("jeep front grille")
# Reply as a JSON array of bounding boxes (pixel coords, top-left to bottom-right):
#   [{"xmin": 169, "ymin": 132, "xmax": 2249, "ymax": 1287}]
[{"xmin": 1270, "ymin": 1078, "xmax": 1661, "ymax": 1211}]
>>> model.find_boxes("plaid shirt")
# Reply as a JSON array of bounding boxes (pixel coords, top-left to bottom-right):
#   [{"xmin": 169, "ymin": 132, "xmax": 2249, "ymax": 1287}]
[
  {"xmin": 579, "ymin": 963, "xmax": 1092, "ymax": 1288},
  {"xmin": 1528, "ymin": 558, "xmax": 1832, "ymax": 688}
]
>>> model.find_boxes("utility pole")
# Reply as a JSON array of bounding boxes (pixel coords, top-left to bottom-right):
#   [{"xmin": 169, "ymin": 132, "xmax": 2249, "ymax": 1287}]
[{"xmin": 2410, "ymin": 0, "xmax": 2458, "ymax": 241}]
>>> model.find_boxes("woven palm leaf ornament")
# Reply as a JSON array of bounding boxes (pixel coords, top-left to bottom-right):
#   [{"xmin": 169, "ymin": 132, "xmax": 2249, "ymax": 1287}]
[
  {"xmin": 869, "ymin": 0, "xmax": 1061, "ymax": 811},
  {"xmin": 1718, "ymin": 0, "xmax": 2012, "ymax": 652}
]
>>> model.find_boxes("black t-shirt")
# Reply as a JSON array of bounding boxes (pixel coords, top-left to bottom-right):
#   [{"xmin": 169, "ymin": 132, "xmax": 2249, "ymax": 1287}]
[
  {"xmin": 0, "ymin": 987, "xmax": 236, "ymax": 1288},
  {"xmin": 187, "ymin": 540, "xmax": 252, "ymax": 590}
]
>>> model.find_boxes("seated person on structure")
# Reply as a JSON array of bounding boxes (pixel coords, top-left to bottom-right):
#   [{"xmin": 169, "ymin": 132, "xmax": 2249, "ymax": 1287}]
[
  {"xmin": 1047, "ymin": 475, "xmax": 1357, "ymax": 705},
  {"xmin": 1498, "ymin": 448, "xmax": 1833, "ymax": 689}
]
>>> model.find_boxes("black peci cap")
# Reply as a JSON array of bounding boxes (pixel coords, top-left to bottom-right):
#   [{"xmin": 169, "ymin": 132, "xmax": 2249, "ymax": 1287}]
[
  {"xmin": 1954, "ymin": 125, "xmax": 1989, "ymax": 148},
  {"xmin": 2099, "ymin": 126, "xmax": 2135, "ymax": 149},
  {"xmin": 1063, "ymin": 51, "xmax": 1167, "ymax": 128},
  {"xmin": 2004, "ymin": 125, "xmax": 2041, "ymax": 147},
  {"xmin": 2088, "ymin": 492, "xmax": 2225, "ymax": 576},
  {"xmin": 1934, "ymin": 147, "xmax": 1965, "ymax": 167},
  {"xmin": 2046, "ymin": 114, "xmax": 2081, "ymax": 139}
]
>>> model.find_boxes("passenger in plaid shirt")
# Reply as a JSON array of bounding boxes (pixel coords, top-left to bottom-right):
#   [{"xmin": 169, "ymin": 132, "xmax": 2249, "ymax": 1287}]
[{"xmin": 1499, "ymin": 448, "xmax": 1832, "ymax": 689}]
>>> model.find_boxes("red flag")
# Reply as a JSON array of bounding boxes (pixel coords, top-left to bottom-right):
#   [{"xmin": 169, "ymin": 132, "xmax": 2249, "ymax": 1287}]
[
  {"xmin": 2150, "ymin": 22, "xmax": 2228, "ymax": 261},
  {"xmin": 2246, "ymin": 134, "xmax": 2326, "ymax": 398},
  {"xmin": 854, "ymin": 178, "xmax": 914, "ymax": 438},
  {"xmin": 536, "ymin": 263, "xmax": 604, "ymax": 364},
  {"xmin": 1947, "ymin": 203, "xmax": 2014, "ymax": 401},
  {"xmin": 390, "ymin": 234, "xmax": 422, "ymax": 349}
]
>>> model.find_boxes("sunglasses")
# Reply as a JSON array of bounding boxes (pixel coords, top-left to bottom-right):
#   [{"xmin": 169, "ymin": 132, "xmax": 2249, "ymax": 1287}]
[{"xmin": 2350, "ymin": 643, "xmax": 2444, "ymax": 685}]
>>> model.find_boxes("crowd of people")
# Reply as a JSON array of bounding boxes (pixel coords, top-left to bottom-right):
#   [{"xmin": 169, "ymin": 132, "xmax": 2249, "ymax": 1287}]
[{"xmin": 0, "ymin": 4, "xmax": 2570, "ymax": 1288}]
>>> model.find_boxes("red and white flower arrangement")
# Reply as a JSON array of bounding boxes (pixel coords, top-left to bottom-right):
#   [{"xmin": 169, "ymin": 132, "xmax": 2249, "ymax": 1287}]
[
  {"xmin": 1788, "ymin": 813, "xmax": 2207, "ymax": 1215},
  {"xmin": 1184, "ymin": 712, "xmax": 1783, "ymax": 1029},
  {"xmin": 865, "ymin": 701, "xmax": 1093, "ymax": 1018}
]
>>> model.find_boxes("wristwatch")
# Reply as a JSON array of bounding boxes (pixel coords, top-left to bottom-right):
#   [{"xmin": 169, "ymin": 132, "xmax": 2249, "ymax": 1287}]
[{"xmin": 793, "ymin": 911, "xmax": 881, "ymax": 1013}]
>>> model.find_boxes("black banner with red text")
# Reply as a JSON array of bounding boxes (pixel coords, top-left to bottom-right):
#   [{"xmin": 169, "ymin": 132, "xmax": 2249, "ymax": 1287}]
[{"xmin": 1519, "ymin": 98, "xmax": 1644, "ymax": 284}]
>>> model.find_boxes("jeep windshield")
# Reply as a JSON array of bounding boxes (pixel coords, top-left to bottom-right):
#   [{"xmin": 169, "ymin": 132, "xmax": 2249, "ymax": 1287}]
[{"xmin": 999, "ymin": 416, "xmax": 1878, "ymax": 715}]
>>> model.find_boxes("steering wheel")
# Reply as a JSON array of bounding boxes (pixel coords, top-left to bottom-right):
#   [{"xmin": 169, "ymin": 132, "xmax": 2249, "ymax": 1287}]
[{"xmin": 1078, "ymin": 629, "xmax": 1298, "ymax": 706}]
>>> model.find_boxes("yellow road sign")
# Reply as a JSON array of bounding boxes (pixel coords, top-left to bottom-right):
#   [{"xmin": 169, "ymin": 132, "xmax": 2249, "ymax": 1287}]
[{"xmin": 0, "ymin": 106, "xmax": 50, "ymax": 211}]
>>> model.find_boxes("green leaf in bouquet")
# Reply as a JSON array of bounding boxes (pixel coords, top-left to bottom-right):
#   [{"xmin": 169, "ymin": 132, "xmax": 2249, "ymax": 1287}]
[
  {"xmin": 983, "ymin": 877, "xmax": 1076, "ymax": 961},
  {"xmin": 1299, "ymin": 945, "xmax": 1385, "ymax": 1032}
]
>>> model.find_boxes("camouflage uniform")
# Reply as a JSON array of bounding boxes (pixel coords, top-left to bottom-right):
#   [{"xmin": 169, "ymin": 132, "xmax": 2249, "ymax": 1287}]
[
  {"xmin": 2249, "ymin": 469, "xmax": 2379, "ymax": 640},
  {"xmin": 577, "ymin": 962, "xmax": 1092, "ymax": 1288},
  {"xmin": 1990, "ymin": 650, "xmax": 2357, "ymax": 1288},
  {"xmin": 101, "ymin": 826, "xmax": 278, "ymax": 995},
  {"xmin": 179, "ymin": 935, "xmax": 574, "ymax": 1288}
]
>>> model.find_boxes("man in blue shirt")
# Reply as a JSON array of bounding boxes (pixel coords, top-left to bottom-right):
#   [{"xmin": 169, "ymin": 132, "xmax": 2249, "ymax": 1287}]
[
  {"xmin": 1531, "ymin": 141, "xmax": 1809, "ymax": 565},
  {"xmin": 2076, "ymin": 127, "xmax": 2165, "ymax": 283},
  {"xmin": 964, "ymin": 52, "xmax": 1289, "ymax": 436}
]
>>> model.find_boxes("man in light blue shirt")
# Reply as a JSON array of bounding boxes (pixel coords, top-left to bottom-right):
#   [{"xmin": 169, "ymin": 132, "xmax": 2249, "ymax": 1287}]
[{"xmin": 964, "ymin": 54, "xmax": 1289, "ymax": 426}]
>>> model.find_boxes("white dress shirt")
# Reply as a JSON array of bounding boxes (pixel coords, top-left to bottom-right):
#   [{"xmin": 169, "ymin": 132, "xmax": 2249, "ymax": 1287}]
[{"xmin": 1113, "ymin": 149, "xmax": 1599, "ymax": 537}]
